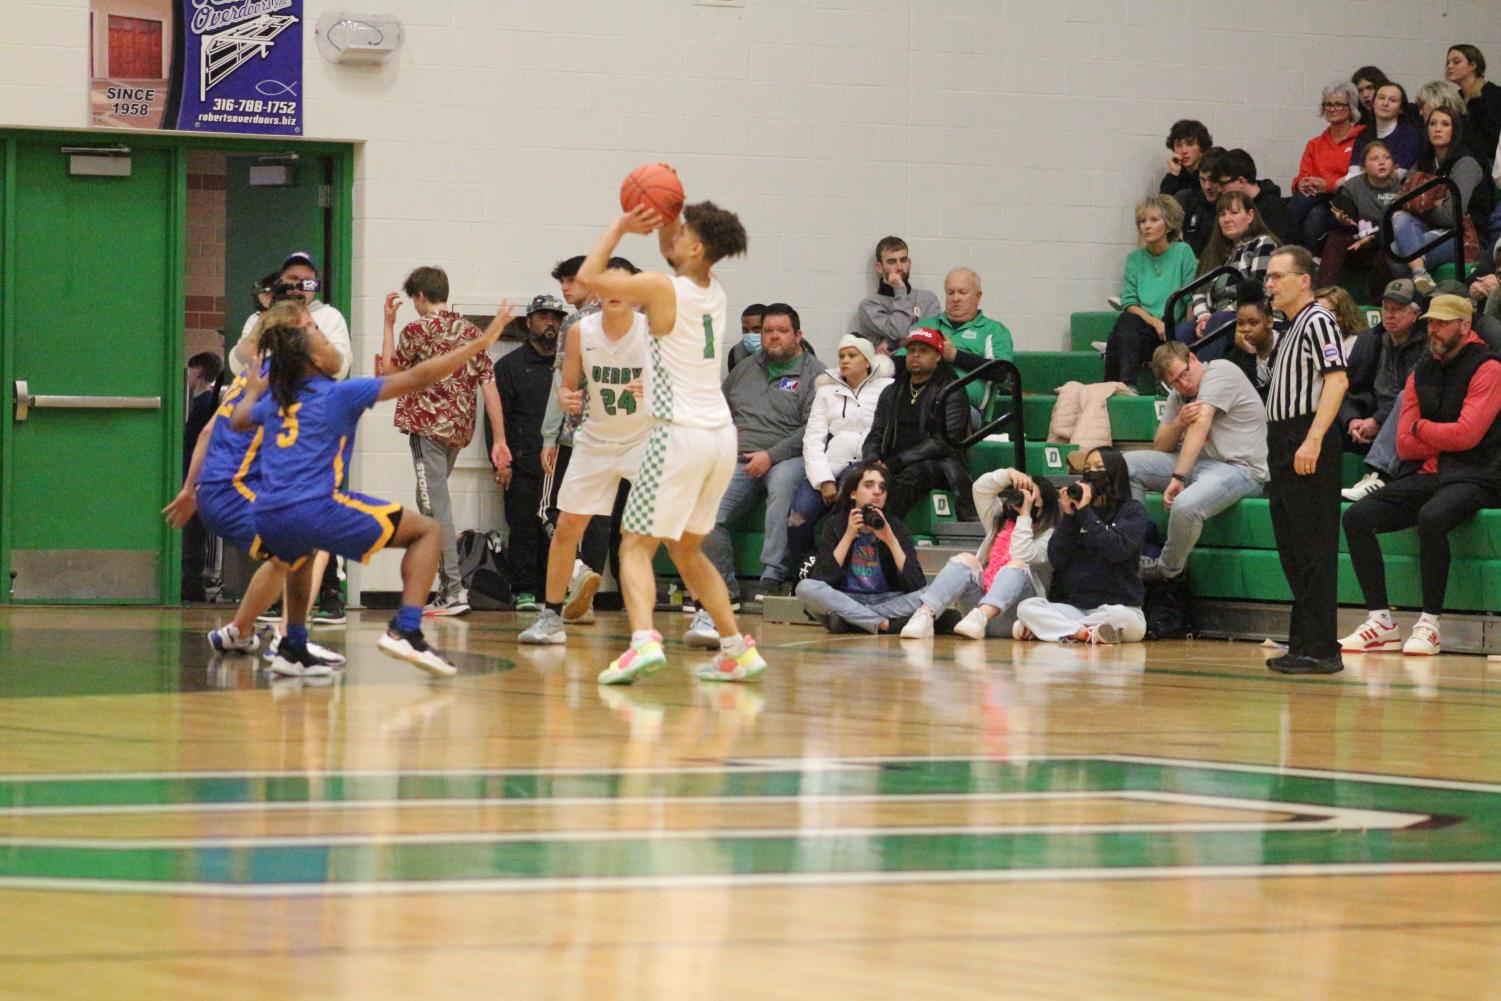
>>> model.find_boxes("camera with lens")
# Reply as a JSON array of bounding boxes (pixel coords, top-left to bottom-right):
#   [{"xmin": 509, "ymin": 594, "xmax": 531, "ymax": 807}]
[
  {"xmin": 1066, "ymin": 474, "xmax": 1106, "ymax": 504},
  {"xmin": 269, "ymin": 277, "xmax": 321, "ymax": 300},
  {"xmin": 860, "ymin": 503, "xmax": 886, "ymax": 531},
  {"xmin": 996, "ymin": 486, "xmax": 1026, "ymax": 511}
]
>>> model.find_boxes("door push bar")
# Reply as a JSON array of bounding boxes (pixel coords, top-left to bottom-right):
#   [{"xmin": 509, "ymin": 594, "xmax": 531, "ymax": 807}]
[{"xmin": 13, "ymin": 380, "xmax": 162, "ymax": 422}]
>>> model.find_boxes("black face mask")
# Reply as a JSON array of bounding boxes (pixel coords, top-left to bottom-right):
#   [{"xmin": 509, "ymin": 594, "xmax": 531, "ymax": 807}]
[{"xmin": 1081, "ymin": 469, "xmax": 1110, "ymax": 492}]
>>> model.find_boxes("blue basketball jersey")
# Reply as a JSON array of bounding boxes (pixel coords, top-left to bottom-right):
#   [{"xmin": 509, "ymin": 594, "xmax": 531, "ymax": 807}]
[
  {"xmin": 197, "ymin": 376, "xmax": 264, "ymax": 500},
  {"xmin": 249, "ymin": 375, "xmax": 383, "ymax": 512}
]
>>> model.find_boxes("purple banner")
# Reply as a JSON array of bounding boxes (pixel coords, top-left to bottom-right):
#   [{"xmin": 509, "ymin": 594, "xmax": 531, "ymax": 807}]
[{"xmin": 175, "ymin": 0, "xmax": 303, "ymax": 135}]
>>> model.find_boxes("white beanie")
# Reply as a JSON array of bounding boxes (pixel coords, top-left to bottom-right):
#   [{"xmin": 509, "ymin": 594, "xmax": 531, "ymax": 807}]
[{"xmin": 837, "ymin": 332, "xmax": 878, "ymax": 368}]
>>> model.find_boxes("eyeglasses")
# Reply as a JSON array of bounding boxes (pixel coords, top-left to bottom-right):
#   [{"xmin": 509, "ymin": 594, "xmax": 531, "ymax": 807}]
[
  {"xmin": 1264, "ymin": 271, "xmax": 1304, "ymax": 283},
  {"xmin": 1322, "ymin": 101, "xmax": 1350, "ymax": 110},
  {"xmin": 1165, "ymin": 366, "xmax": 1193, "ymax": 388}
]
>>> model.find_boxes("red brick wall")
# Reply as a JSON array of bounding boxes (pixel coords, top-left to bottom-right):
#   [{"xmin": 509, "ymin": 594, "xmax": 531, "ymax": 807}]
[{"xmin": 185, "ymin": 151, "xmax": 227, "ymax": 359}]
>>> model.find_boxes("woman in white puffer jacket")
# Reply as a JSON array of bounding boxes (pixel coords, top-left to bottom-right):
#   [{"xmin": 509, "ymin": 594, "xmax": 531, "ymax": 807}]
[{"xmin": 786, "ymin": 334, "xmax": 893, "ymax": 574}]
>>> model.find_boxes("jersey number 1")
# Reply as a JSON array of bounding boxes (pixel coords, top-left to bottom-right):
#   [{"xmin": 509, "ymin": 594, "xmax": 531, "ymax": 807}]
[{"xmin": 702, "ymin": 315, "xmax": 715, "ymax": 359}]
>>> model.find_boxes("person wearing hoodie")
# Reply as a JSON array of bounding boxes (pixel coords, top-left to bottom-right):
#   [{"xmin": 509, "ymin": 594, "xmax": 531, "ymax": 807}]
[
  {"xmin": 900, "ymin": 469, "xmax": 1060, "ymax": 640},
  {"xmin": 1015, "ymin": 447, "xmax": 1151, "ymax": 644},
  {"xmin": 861, "ymin": 326, "xmax": 976, "ymax": 521},
  {"xmin": 794, "ymin": 461, "xmax": 928, "ymax": 634},
  {"xmin": 1216, "ymin": 149, "xmax": 1298, "ymax": 247},
  {"xmin": 786, "ymin": 333, "xmax": 893, "ymax": 575},
  {"xmin": 701, "ymin": 302, "xmax": 826, "ymax": 602}
]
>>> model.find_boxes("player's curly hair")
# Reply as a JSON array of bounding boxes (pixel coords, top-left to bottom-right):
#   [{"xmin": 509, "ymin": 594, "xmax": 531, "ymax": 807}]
[
  {"xmin": 254, "ymin": 300, "xmax": 315, "ymax": 411},
  {"xmin": 682, "ymin": 201, "xmax": 747, "ymax": 265}
]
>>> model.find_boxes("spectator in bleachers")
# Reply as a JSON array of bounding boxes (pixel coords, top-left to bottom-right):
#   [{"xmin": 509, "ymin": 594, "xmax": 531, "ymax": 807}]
[
  {"xmin": 702, "ymin": 303, "xmax": 824, "ymax": 602},
  {"xmin": 1447, "ymin": 44, "xmax": 1501, "ymax": 168},
  {"xmin": 1102, "ymin": 195, "xmax": 1197, "ymax": 385},
  {"xmin": 1320, "ymin": 141, "xmax": 1404, "ymax": 289},
  {"xmin": 1416, "ymin": 80, "xmax": 1466, "ymax": 123},
  {"xmin": 1318, "ymin": 285, "xmax": 1380, "ymax": 452},
  {"xmin": 1160, "ymin": 120, "xmax": 1214, "ymax": 199},
  {"xmin": 786, "ymin": 333, "xmax": 893, "ymax": 576},
  {"xmin": 1342, "ymin": 280, "xmax": 1429, "ymax": 500},
  {"xmin": 1351, "ymin": 66, "xmax": 1390, "ymax": 116},
  {"xmin": 1394, "ymin": 107, "xmax": 1486, "ymax": 293},
  {"xmin": 1176, "ymin": 191, "xmax": 1277, "ymax": 361},
  {"xmin": 1349, "ymin": 83, "xmax": 1422, "ymax": 173},
  {"xmin": 1014, "ymin": 447, "xmax": 1149, "ymax": 644},
  {"xmin": 920, "ymin": 267, "xmax": 1014, "ymax": 413},
  {"xmin": 900, "ymin": 469, "xmax": 1060, "ymax": 640},
  {"xmin": 726, "ymin": 303, "xmax": 766, "ymax": 372},
  {"xmin": 1177, "ymin": 147, "xmax": 1227, "ymax": 256},
  {"xmin": 1263, "ymin": 245, "xmax": 1349, "ymax": 675},
  {"xmin": 862, "ymin": 327, "xmax": 975, "ymax": 521},
  {"xmin": 1289, "ymin": 82, "xmax": 1365, "ymax": 250},
  {"xmin": 794, "ymin": 461, "xmax": 927, "ymax": 634},
  {"xmin": 1231, "ymin": 283, "xmax": 1277, "ymax": 397},
  {"xmin": 858, "ymin": 237, "xmax": 941, "ymax": 355},
  {"xmin": 1216, "ymin": 149, "xmax": 1299, "ymax": 246},
  {"xmin": 1433, "ymin": 278, "xmax": 1501, "ymax": 345},
  {"xmin": 1128, "ymin": 342, "xmax": 1268, "ymax": 582},
  {"xmin": 1340, "ymin": 294, "xmax": 1501, "ymax": 657}
]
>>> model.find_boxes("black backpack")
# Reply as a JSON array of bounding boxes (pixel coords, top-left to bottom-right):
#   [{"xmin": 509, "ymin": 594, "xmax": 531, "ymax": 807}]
[
  {"xmin": 1143, "ymin": 576, "xmax": 1194, "ymax": 640},
  {"xmin": 456, "ymin": 530, "xmax": 514, "ymax": 610}
]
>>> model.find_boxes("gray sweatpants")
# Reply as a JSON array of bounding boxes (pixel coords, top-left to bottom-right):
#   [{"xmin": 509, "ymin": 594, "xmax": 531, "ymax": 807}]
[{"xmin": 408, "ymin": 434, "xmax": 462, "ymax": 595}]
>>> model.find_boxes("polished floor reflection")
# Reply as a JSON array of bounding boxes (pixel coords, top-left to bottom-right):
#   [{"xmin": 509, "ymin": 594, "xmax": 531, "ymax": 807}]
[{"xmin": 3, "ymin": 607, "xmax": 1501, "ymax": 999}]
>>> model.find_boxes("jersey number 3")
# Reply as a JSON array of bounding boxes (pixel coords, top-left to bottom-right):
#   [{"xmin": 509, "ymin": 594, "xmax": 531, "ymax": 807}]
[
  {"xmin": 702, "ymin": 315, "xmax": 715, "ymax": 359},
  {"xmin": 276, "ymin": 403, "xmax": 303, "ymax": 447}
]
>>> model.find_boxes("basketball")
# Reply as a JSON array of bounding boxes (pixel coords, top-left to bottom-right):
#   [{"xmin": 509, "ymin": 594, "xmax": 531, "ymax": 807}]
[{"xmin": 619, "ymin": 162, "xmax": 685, "ymax": 221}]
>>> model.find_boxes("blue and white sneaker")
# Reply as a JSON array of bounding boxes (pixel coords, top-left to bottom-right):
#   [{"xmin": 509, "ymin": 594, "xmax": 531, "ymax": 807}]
[{"xmin": 207, "ymin": 624, "xmax": 260, "ymax": 655}]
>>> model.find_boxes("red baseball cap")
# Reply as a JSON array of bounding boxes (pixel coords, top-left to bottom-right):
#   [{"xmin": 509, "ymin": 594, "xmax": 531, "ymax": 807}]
[{"xmin": 904, "ymin": 327, "xmax": 946, "ymax": 352}]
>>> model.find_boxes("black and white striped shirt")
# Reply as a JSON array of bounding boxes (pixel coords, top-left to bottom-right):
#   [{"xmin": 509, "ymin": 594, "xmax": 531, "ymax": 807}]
[{"xmin": 1266, "ymin": 301, "xmax": 1346, "ymax": 422}]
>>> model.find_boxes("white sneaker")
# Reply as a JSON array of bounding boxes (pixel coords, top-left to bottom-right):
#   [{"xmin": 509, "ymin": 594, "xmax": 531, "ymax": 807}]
[
  {"xmin": 1090, "ymin": 340, "xmax": 1108, "ymax": 355},
  {"xmin": 1340, "ymin": 617, "xmax": 1401, "ymax": 653},
  {"xmin": 424, "ymin": 590, "xmax": 471, "ymax": 617},
  {"xmin": 1403, "ymin": 622, "xmax": 1441, "ymax": 656},
  {"xmin": 1411, "ymin": 268, "xmax": 1435, "ymax": 295},
  {"xmin": 1087, "ymin": 622, "xmax": 1120, "ymax": 644},
  {"xmin": 377, "ymin": 626, "xmax": 458, "ymax": 677},
  {"xmin": 1012, "ymin": 621, "xmax": 1035, "ymax": 641},
  {"xmin": 518, "ymin": 608, "xmax": 567, "ymax": 645},
  {"xmin": 563, "ymin": 561, "xmax": 601, "ymax": 623},
  {"xmin": 683, "ymin": 608, "xmax": 721, "ymax": 649},
  {"xmin": 207, "ymin": 623, "xmax": 259, "ymax": 654},
  {"xmin": 1106, "ymin": 296, "xmax": 1123, "ymax": 311},
  {"xmin": 899, "ymin": 605, "xmax": 935, "ymax": 639},
  {"xmin": 268, "ymin": 646, "xmax": 335, "ymax": 678},
  {"xmin": 1341, "ymin": 470, "xmax": 1387, "ymax": 502},
  {"xmin": 952, "ymin": 607, "xmax": 990, "ymax": 640},
  {"xmin": 263, "ymin": 630, "xmax": 346, "ymax": 667}
]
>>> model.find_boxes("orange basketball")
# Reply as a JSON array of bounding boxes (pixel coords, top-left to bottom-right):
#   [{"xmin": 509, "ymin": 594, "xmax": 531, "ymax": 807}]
[{"xmin": 620, "ymin": 162, "xmax": 685, "ymax": 221}]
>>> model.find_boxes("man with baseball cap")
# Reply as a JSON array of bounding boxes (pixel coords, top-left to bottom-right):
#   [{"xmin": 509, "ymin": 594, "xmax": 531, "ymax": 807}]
[
  {"xmin": 1342, "ymin": 278, "xmax": 1429, "ymax": 502},
  {"xmin": 492, "ymin": 294, "xmax": 568, "ymax": 610},
  {"xmin": 861, "ymin": 326, "xmax": 975, "ymax": 520},
  {"xmin": 231, "ymin": 251, "xmax": 352, "ymax": 381},
  {"xmin": 1341, "ymin": 294, "xmax": 1501, "ymax": 656}
]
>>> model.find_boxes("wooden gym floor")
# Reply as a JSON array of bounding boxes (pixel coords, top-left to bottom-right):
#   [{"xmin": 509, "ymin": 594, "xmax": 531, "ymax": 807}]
[{"xmin": 3, "ymin": 605, "xmax": 1501, "ymax": 1000}]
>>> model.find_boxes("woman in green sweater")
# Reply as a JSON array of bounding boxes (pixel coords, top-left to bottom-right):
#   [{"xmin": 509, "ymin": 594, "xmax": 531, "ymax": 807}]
[{"xmin": 1103, "ymin": 194, "xmax": 1198, "ymax": 387}]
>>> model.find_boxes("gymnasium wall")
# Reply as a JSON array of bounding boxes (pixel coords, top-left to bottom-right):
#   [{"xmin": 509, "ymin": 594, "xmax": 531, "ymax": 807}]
[{"xmin": 1, "ymin": 0, "xmax": 1498, "ymax": 596}]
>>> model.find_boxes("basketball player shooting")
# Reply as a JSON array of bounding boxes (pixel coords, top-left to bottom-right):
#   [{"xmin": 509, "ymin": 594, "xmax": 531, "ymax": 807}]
[{"xmin": 576, "ymin": 200, "xmax": 767, "ymax": 685}]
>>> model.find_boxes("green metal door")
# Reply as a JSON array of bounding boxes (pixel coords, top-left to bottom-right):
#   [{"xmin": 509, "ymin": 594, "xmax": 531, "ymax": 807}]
[{"xmin": 1, "ymin": 139, "xmax": 181, "ymax": 603}]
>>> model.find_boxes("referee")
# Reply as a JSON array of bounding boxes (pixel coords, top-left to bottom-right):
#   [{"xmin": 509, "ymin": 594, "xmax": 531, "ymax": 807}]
[{"xmin": 1263, "ymin": 246, "xmax": 1349, "ymax": 675}]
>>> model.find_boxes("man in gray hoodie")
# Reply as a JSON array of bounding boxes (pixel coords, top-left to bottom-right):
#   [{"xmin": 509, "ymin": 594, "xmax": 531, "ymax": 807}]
[{"xmin": 701, "ymin": 303, "xmax": 825, "ymax": 602}]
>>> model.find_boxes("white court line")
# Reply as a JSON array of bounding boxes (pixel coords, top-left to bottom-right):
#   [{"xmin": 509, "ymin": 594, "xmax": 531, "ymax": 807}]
[{"xmin": 4, "ymin": 861, "xmax": 1501, "ymax": 898}]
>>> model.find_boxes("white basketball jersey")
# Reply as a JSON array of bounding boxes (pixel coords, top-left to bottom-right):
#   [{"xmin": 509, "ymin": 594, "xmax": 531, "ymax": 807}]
[
  {"xmin": 578, "ymin": 311, "xmax": 651, "ymax": 444},
  {"xmin": 643, "ymin": 273, "xmax": 731, "ymax": 429}
]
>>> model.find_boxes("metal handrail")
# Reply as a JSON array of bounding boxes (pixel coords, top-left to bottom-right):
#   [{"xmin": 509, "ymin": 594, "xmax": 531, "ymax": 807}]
[
  {"xmin": 1382, "ymin": 175, "xmax": 1464, "ymax": 273},
  {"xmin": 1160, "ymin": 264, "xmax": 1243, "ymax": 357},
  {"xmin": 937, "ymin": 358, "xmax": 1024, "ymax": 465}
]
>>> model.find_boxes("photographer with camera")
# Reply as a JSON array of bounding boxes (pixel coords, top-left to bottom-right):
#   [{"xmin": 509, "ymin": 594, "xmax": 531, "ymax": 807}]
[
  {"xmin": 230, "ymin": 252, "xmax": 351, "ymax": 381},
  {"xmin": 1015, "ymin": 447, "xmax": 1151, "ymax": 644},
  {"xmin": 900, "ymin": 469, "xmax": 1060, "ymax": 640},
  {"xmin": 793, "ymin": 461, "xmax": 927, "ymax": 634}
]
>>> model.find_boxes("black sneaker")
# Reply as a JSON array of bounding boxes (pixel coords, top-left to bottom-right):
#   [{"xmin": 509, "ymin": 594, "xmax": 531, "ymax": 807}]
[
  {"xmin": 377, "ymin": 623, "xmax": 457, "ymax": 676},
  {"xmin": 312, "ymin": 593, "xmax": 346, "ymax": 625},
  {"xmin": 1267, "ymin": 653, "xmax": 1344, "ymax": 675},
  {"xmin": 257, "ymin": 600, "xmax": 283, "ymax": 624},
  {"xmin": 268, "ymin": 642, "xmax": 335, "ymax": 678}
]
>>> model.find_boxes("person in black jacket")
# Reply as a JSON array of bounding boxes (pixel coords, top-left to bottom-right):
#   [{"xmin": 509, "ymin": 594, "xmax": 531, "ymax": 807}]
[
  {"xmin": 793, "ymin": 461, "xmax": 928, "ymax": 634},
  {"xmin": 1159, "ymin": 119, "xmax": 1214, "ymax": 199},
  {"xmin": 861, "ymin": 327, "xmax": 975, "ymax": 520},
  {"xmin": 1216, "ymin": 149, "xmax": 1299, "ymax": 248},
  {"xmin": 1015, "ymin": 447, "xmax": 1151, "ymax": 643}
]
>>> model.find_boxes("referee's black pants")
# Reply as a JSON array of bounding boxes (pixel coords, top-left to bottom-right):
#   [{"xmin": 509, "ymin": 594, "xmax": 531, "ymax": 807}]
[{"xmin": 1266, "ymin": 415, "xmax": 1343, "ymax": 659}]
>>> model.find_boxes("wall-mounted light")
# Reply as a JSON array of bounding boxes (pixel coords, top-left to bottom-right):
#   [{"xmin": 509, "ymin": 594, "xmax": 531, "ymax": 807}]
[{"xmin": 314, "ymin": 13, "xmax": 404, "ymax": 64}]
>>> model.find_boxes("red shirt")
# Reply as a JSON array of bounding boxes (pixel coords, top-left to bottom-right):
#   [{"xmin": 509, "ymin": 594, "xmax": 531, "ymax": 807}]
[
  {"xmin": 1293, "ymin": 125, "xmax": 1365, "ymax": 191},
  {"xmin": 1395, "ymin": 332, "xmax": 1501, "ymax": 475},
  {"xmin": 392, "ymin": 310, "xmax": 494, "ymax": 449}
]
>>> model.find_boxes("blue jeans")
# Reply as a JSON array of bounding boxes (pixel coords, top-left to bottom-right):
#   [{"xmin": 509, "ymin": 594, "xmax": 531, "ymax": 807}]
[
  {"xmin": 918, "ymin": 557, "xmax": 1036, "ymax": 635},
  {"xmin": 1290, "ymin": 193, "xmax": 1333, "ymax": 249},
  {"xmin": 1174, "ymin": 309, "xmax": 1236, "ymax": 362},
  {"xmin": 794, "ymin": 579, "xmax": 924, "ymax": 634},
  {"xmin": 1364, "ymin": 392, "xmax": 1404, "ymax": 476},
  {"xmin": 786, "ymin": 461, "xmax": 856, "ymax": 578},
  {"xmin": 703, "ymin": 456, "xmax": 806, "ymax": 587},
  {"xmin": 1391, "ymin": 211, "xmax": 1457, "ymax": 271},
  {"xmin": 1126, "ymin": 450, "xmax": 1264, "ymax": 576}
]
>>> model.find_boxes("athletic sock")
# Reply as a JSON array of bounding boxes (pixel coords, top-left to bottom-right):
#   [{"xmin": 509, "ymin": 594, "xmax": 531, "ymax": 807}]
[
  {"xmin": 545, "ymin": 601, "xmax": 563, "ymax": 615},
  {"xmin": 1370, "ymin": 609, "xmax": 1394, "ymax": 628},
  {"xmin": 286, "ymin": 624, "xmax": 309, "ymax": 650},
  {"xmin": 395, "ymin": 604, "xmax": 422, "ymax": 633},
  {"xmin": 1418, "ymin": 612, "xmax": 1440, "ymax": 629},
  {"xmin": 631, "ymin": 629, "xmax": 657, "ymax": 648},
  {"xmin": 720, "ymin": 634, "xmax": 748, "ymax": 658}
]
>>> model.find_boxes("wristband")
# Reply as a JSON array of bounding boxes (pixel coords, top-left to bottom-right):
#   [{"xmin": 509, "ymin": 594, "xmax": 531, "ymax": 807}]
[{"xmin": 1170, "ymin": 473, "xmax": 1187, "ymax": 484}]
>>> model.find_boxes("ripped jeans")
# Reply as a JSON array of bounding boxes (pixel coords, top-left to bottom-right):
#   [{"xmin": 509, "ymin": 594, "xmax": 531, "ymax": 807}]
[{"xmin": 785, "ymin": 460, "xmax": 855, "ymax": 577}]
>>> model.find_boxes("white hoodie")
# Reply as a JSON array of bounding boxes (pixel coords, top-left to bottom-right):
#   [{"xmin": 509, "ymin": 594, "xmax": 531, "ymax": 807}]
[{"xmin": 802, "ymin": 367, "xmax": 893, "ymax": 489}]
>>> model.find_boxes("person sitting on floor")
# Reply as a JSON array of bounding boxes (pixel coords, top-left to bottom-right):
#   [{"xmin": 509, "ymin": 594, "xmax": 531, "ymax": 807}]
[
  {"xmin": 1015, "ymin": 447, "xmax": 1151, "ymax": 644},
  {"xmin": 900, "ymin": 468, "xmax": 1059, "ymax": 640},
  {"xmin": 794, "ymin": 461, "xmax": 927, "ymax": 635}
]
